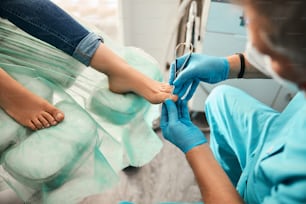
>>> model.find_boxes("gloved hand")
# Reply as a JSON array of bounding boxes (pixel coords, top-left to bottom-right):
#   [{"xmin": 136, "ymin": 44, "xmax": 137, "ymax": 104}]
[
  {"xmin": 160, "ymin": 99, "xmax": 207, "ymax": 153},
  {"xmin": 169, "ymin": 53, "xmax": 230, "ymax": 100}
]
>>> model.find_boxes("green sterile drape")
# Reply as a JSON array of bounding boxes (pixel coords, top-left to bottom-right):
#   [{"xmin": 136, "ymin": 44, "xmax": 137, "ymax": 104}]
[{"xmin": 0, "ymin": 19, "xmax": 163, "ymax": 204}]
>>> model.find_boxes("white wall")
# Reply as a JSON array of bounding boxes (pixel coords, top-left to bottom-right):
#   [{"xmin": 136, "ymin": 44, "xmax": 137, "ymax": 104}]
[{"xmin": 118, "ymin": 0, "xmax": 179, "ymax": 70}]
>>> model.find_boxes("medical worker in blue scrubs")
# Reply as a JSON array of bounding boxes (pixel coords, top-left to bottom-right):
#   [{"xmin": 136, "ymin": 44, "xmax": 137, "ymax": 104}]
[{"xmin": 161, "ymin": 0, "xmax": 306, "ymax": 203}]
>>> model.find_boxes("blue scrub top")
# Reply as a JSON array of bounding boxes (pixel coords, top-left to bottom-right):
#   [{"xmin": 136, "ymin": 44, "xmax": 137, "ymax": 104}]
[{"xmin": 244, "ymin": 92, "xmax": 306, "ymax": 203}]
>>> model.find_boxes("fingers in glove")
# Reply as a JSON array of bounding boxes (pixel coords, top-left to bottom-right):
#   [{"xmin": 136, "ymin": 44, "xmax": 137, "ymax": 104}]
[
  {"xmin": 160, "ymin": 102, "xmax": 169, "ymax": 128},
  {"xmin": 180, "ymin": 100, "xmax": 191, "ymax": 121},
  {"xmin": 175, "ymin": 79, "xmax": 193, "ymax": 99},
  {"xmin": 163, "ymin": 99, "xmax": 179, "ymax": 123},
  {"xmin": 181, "ymin": 80, "xmax": 200, "ymax": 101}
]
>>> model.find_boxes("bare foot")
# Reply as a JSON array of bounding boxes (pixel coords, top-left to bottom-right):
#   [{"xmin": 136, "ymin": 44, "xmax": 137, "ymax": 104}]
[
  {"xmin": 108, "ymin": 66, "xmax": 177, "ymax": 104},
  {"xmin": 0, "ymin": 68, "xmax": 64, "ymax": 130},
  {"xmin": 90, "ymin": 44, "xmax": 178, "ymax": 104}
]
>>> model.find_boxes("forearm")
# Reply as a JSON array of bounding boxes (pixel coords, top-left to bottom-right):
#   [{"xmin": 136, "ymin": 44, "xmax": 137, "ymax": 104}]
[
  {"xmin": 227, "ymin": 54, "xmax": 269, "ymax": 79},
  {"xmin": 186, "ymin": 144, "xmax": 244, "ymax": 204}
]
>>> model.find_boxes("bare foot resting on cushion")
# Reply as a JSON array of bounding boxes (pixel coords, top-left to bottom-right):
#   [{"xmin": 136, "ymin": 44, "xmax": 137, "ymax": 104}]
[
  {"xmin": 0, "ymin": 68, "xmax": 64, "ymax": 130},
  {"xmin": 90, "ymin": 44, "xmax": 178, "ymax": 104}
]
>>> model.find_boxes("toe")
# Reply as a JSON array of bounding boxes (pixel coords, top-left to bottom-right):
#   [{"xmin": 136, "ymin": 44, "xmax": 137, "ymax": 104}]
[
  {"xmin": 170, "ymin": 94, "xmax": 178, "ymax": 102},
  {"xmin": 163, "ymin": 92, "xmax": 178, "ymax": 102},
  {"xmin": 42, "ymin": 112, "xmax": 57, "ymax": 126},
  {"xmin": 28, "ymin": 121, "xmax": 37, "ymax": 131},
  {"xmin": 31, "ymin": 118, "xmax": 43, "ymax": 130},
  {"xmin": 160, "ymin": 83, "xmax": 173, "ymax": 93},
  {"xmin": 54, "ymin": 111, "xmax": 64, "ymax": 122},
  {"xmin": 39, "ymin": 114, "xmax": 50, "ymax": 128},
  {"xmin": 46, "ymin": 106, "xmax": 64, "ymax": 124}
]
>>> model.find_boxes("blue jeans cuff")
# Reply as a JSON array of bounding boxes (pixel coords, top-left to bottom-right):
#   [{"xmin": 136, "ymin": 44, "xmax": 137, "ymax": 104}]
[{"xmin": 72, "ymin": 32, "xmax": 104, "ymax": 66}]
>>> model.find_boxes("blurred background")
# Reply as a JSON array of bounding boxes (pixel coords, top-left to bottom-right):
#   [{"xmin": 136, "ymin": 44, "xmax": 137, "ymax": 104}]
[
  {"xmin": 0, "ymin": 1, "xmax": 297, "ymax": 203},
  {"xmin": 52, "ymin": 0, "xmax": 120, "ymax": 40}
]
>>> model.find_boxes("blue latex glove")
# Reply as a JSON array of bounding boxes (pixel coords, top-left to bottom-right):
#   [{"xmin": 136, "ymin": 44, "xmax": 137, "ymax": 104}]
[
  {"xmin": 160, "ymin": 99, "xmax": 207, "ymax": 153},
  {"xmin": 169, "ymin": 53, "xmax": 230, "ymax": 100}
]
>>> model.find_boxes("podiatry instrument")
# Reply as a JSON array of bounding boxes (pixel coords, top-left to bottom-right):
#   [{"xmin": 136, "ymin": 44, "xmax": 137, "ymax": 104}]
[{"xmin": 174, "ymin": 42, "xmax": 194, "ymax": 79}]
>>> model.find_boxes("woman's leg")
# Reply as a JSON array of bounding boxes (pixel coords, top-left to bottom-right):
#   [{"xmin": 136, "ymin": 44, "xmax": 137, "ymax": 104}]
[
  {"xmin": 0, "ymin": 0, "xmax": 90, "ymax": 57},
  {"xmin": 89, "ymin": 44, "xmax": 176, "ymax": 104},
  {"xmin": 0, "ymin": 0, "xmax": 176, "ymax": 104},
  {"xmin": 0, "ymin": 0, "xmax": 87, "ymax": 129},
  {"xmin": 0, "ymin": 68, "xmax": 64, "ymax": 130}
]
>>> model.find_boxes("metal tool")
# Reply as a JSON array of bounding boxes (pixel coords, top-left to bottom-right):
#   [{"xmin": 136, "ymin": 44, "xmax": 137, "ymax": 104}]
[{"xmin": 174, "ymin": 42, "xmax": 194, "ymax": 79}]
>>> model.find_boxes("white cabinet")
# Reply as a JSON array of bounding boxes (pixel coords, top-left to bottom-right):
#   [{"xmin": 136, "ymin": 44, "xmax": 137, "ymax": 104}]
[
  {"xmin": 190, "ymin": 0, "xmax": 296, "ymax": 112},
  {"xmin": 198, "ymin": 0, "xmax": 246, "ymax": 56},
  {"xmin": 205, "ymin": 1, "xmax": 246, "ymax": 35}
]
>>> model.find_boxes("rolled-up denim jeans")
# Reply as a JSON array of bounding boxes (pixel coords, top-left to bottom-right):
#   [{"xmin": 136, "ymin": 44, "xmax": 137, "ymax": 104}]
[{"xmin": 0, "ymin": 0, "xmax": 103, "ymax": 65}]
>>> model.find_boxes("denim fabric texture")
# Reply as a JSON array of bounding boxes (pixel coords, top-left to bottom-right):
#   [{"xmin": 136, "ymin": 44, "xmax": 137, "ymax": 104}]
[{"xmin": 0, "ymin": 0, "xmax": 103, "ymax": 65}]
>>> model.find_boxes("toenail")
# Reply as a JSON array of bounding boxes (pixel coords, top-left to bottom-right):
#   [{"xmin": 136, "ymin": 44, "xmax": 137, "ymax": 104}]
[{"xmin": 56, "ymin": 113, "xmax": 64, "ymax": 121}]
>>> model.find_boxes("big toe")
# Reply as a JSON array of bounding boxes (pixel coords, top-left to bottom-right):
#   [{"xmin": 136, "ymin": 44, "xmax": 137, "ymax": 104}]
[
  {"xmin": 54, "ymin": 111, "xmax": 64, "ymax": 122},
  {"xmin": 167, "ymin": 94, "xmax": 178, "ymax": 102}
]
